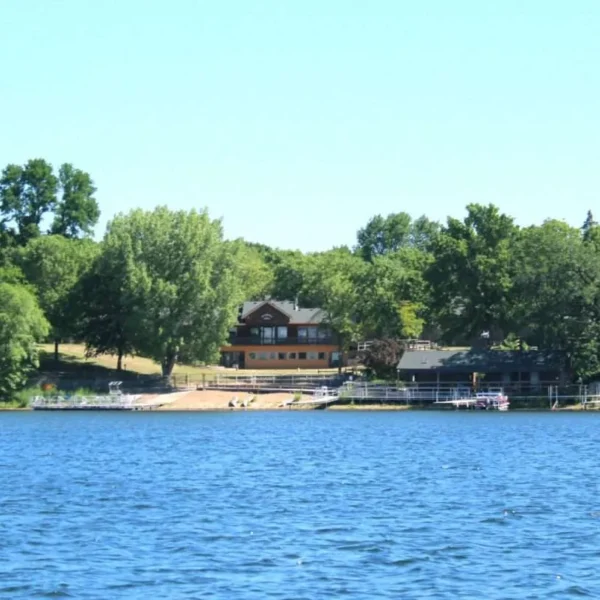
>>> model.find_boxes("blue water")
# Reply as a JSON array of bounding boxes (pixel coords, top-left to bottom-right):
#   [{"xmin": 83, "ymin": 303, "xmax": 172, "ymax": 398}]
[{"xmin": 1, "ymin": 411, "xmax": 600, "ymax": 599}]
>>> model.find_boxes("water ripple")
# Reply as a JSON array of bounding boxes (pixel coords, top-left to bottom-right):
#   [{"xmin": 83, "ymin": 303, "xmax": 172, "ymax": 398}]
[{"xmin": 1, "ymin": 411, "xmax": 600, "ymax": 598}]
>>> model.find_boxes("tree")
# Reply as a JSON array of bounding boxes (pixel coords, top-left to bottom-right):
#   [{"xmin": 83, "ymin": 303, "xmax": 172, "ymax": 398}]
[
  {"xmin": 360, "ymin": 338, "xmax": 403, "ymax": 379},
  {"xmin": 0, "ymin": 159, "xmax": 100, "ymax": 244},
  {"xmin": 229, "ymin": 241, "xmax": 274, "ymax": 300},
  {"xmin": 84, "ymin": 207, "xmax": 244, "ymax": 377},
  {"xmin": 356, "ymin": 212, "xmax": 439, "ymax": 261},
  {"xmin": 0, "ymin": 283, "xmax": 49, "ymax": 399},
  {"xmin": 303, "ymin": 249, "xmax": 365, "ymax": 371},
  {"xmin": 51, "ymin": 163, "xmax": 100, "ymax": 238},
  {"xmin": 355, "ymin": 249, "xmax": 430, "ymax": 339},
  {"xmin": 0, "ymin": 159, "xmax": 58, "ymax": 244},
  {"xmin": 511, "ymin": 220, "xmax": 600, "ymax": 379},
  {"xmin": 397, "ymin": 301, "xmax": 425, "ymax": 339},
  {"xmin": 427, "ymin": 203, "xmax": 518, "ymax": 344},
  {"xmin": 73, "ymin": 235, "xmax": 144, "ymax": 371},
  {"xmin": 16, "ymin": 236, "xmax": 99, "ymax": 361}
]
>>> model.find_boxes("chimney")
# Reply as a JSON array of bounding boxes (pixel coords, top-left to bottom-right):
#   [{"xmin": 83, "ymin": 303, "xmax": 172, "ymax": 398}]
[{"xmin": 294, "ymin": 296, "xmax": 299, "ymax": 311}]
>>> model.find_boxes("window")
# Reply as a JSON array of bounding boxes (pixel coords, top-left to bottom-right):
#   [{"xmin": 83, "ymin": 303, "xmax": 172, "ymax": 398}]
[
  {"xmin": 249, "ymin": 352, "xmax": 256, "ymax": 360},
  {"xmin": 258, "ymin": 352, "xmax": 268, "ymax": 360},
  {"xmin": 298, "ymin": 327, "xmax": 318, "ymax": 341},
  {"xmin": 250, "ymin": 327, "xmax": 259, "ymax": 337},
  {"xmin": 288, "ymin": 352, "xmax": 297, "ymax": 359},
  {"xmin": 261, "ymin": 327, "xmax": 275, "ymax": 344},
  {"xmin": 298, "ymin": 327, "xmax": 308, "ymax": 339},
  {"xmin": 307, "ymin": 352, "xmax": 318, "ymax": 360},
  {"xmin": 318, "ymin": 352, "xmax": 326, "ymax": 360},
  {"xmin": 278, "ymin": 353, "xmax": 286, "ymax": 360},
  {"xmin": 269, "ymin": 352, "xmax": 276, "ymax": 360},
  {"xmin": 277, "ymin": 326, "xmax": 288, "ymax": 340},
  {"xmin": 298, "ymin": 352, "xmax": 307, "ymax": 360}
]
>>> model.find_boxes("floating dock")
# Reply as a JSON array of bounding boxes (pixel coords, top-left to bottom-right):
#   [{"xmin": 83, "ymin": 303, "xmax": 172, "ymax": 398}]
[{"xmin": 31, "ymin": 382, "xmax": 172, "ymax": 411}]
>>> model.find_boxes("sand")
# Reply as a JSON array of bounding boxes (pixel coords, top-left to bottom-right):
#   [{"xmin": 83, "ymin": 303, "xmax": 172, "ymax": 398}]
[
  {"xmin": 139, "ymin": 390, "xmax": 418, "ymax": 411},
  {"xmin": 146, "ymin": 390, "xmax": 307, "ymax": 411}
]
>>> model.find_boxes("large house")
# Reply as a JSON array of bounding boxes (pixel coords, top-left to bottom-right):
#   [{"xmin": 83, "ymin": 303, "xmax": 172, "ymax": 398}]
[
  {"xmin": 396, "ymin": 349, "xmax": 566, "ymax": 389},
  {"xmin": 220, "ymin": 300, "xmax": 342, "ymax": 370}
]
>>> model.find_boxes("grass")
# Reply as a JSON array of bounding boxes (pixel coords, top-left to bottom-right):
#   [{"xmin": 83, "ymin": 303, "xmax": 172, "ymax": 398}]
[{"xmin": 38, "ymin": 343, "xmax": 345, "ymax": 379}]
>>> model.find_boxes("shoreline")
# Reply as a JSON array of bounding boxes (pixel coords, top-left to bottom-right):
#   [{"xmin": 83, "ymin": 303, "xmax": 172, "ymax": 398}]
[{"xmin": 1, "ymin": 389, "xmax": 597, "ymax": 412}]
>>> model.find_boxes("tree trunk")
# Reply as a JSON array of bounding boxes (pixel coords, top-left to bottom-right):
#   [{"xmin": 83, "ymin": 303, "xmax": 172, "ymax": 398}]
[
  {"xmin": 117, "ymin": 349, "xmax": 123, "ymax": 372},
  {"xmin": 161, "ymin": 351, "xmax": 177, "ymax": 379},
  {"xmin": 54, "ymin": 339, "xmax": 59, "ymax": 363}
]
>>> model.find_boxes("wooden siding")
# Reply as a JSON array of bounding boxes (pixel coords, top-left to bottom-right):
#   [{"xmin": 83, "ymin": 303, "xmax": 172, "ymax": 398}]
[
  {"xmin": 221, "ymin": 343, "xmax": 339, "ymax": 370},
  {"xmin": 244, "ymin": 302, "xmax": 290, "ymax": 326}
]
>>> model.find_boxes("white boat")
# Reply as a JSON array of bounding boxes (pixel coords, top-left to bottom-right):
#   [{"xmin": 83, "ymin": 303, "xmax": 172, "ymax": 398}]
[{"xmin": 474, "ymin": 390, "xmax": 510, "ymax": 411}]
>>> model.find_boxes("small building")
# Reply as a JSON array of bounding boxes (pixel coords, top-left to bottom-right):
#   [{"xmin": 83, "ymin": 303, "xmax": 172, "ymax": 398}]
[
  {"xmin": 220, "ymin": 300, "xmax": 342, "ymax": 370},
  {"xmin": 396, "ymin": 349, "xmax": 566, "ymax": 389}
]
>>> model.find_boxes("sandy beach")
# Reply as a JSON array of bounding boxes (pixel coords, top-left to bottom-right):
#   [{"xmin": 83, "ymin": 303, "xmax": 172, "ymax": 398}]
[
  {"xmin": 144, "ymin": 390, "xmax": 307, "ymax": 411},
  {"xmin": 133, "ymin": 390, "xmax": 416, "ymax": 411}
]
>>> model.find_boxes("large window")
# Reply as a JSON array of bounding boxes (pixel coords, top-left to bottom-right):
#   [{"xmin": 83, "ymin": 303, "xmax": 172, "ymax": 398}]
[
  {"xmin": 298, "ymin": 326, "xmax": 319, "ymax": 341},
  {"xmin": 277, "ymin": 326, "xmax": 288, "ymax": 340},
  {"xmin": 261, "ymin": 327, "xmax": 275, "ymax": 344}
]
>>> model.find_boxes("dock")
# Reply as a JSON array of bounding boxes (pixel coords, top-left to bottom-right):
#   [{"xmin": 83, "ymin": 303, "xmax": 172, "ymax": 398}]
[{"xmin": 30, "ymin": 382, "xmax": 183, "ymax": 411}]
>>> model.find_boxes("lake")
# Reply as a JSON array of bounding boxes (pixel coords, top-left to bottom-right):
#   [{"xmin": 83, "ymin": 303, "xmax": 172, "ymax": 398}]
[{"xmin": 1, "ymin": 411, "xmax": 599, "ymax": 599}]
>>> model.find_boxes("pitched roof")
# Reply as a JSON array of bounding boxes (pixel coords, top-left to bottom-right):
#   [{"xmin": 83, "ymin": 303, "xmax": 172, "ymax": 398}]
[
  {"xmin": 397, "ymin": 349, "xmax": 564, "ymax": 373},
  {"xmin": 241, "ymin": 300, "xmax": 326, "ymax": 324}
]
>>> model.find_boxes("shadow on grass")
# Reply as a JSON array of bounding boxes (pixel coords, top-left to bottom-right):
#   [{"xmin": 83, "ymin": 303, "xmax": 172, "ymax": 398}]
[{"xmin": 38, "ymin": 351, "xmax": 144, "ymax": 380}]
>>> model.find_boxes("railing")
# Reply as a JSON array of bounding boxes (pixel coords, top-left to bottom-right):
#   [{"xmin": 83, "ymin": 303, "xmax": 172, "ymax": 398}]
[
  {"xmin": 226, "ymin": 336, "xmax": 336, "ymax": 346},
  {"xmin": 203, "ymin": 373, "xmax": 348, "ymax": 390},
  {"xmin": 340, "ymin": 381, "xmax": 586, "ymax": 408}
]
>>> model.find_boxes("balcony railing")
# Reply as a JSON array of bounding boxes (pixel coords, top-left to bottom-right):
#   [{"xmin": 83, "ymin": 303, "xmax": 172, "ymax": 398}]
[{"xmin": 226, "ymin": 335, "xmax": 336, "ymax": 346}]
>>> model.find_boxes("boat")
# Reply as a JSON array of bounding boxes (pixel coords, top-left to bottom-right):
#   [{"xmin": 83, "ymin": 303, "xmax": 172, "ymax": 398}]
[{"xmin": 474, "ymin": 390, "xmax": 510, "ymax": 411}]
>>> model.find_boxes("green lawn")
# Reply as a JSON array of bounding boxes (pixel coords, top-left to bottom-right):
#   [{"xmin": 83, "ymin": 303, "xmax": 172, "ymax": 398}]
[{"xmin": 39, "ymin": 344, "xmax": 342, "ymax": 379}]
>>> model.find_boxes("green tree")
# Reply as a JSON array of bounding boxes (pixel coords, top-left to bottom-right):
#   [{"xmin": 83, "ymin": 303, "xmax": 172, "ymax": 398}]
[
  {"xmin": 303, "ymin": 249, "xmax": 365, "ymax": 371},
  {"xmin": 16, "ymin": 235, "xmax": 99, "ymax": 361},
  {"xmin": 512, "ymin": 220, "xmax": 600, "ymax": 379},
  {"xmin": 356, "ymin": 212, "xmax": 439, "ymax": 261},
  {"xmin": 427, "ymin": 203, "xmax": 518, "ymax": 344},
  {"xmin": 397, "ymin": 301, "xmax": 425, "ymax": 339},
  {"xmin": 73, "ymin": 234, "xmax": 144, "ymax": 371},
  {"xmin": 51, "ymin": 163, "xmax": 100, "ymax": 238},
  {"xmin": 355, "ymin": 248, "xmax": 430, "ymax": 339},
  {"xmin": 86, "ymin": 207, "xmax": 244, "ymax": 377},
  {"xmin": 230, "ymin": 241, "xmax": 274, "ymax": 300},
  {"xmin": 0, "ymin": 283, "xmax": 49, "ymax": 399},
  {"xmin": 0, "ymin": 159, "xmax": 58, "ymax": 244}
]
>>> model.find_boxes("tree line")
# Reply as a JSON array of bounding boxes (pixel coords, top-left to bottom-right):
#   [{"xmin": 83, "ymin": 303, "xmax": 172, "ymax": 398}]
[{"xmin": 1, "ymin": 157, "xmax": 599, "ymax": 397}]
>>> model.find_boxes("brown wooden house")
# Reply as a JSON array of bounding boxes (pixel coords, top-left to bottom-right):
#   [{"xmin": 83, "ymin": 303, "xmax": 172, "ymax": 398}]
[{"xmin": 220, "ymin": 300, "xmax": 342, "ymax": 370}]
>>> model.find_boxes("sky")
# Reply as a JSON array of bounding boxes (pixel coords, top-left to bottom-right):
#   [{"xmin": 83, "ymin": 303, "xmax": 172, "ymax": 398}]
[{"xmin": 1, "ymin": 0, "xmax": 599, "ymax": 251}]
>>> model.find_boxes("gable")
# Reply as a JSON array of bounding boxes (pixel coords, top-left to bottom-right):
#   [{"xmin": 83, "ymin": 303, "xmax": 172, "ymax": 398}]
[{"xmin": 243, "ymin": 301, "xmax": 291, "ymax": 326}]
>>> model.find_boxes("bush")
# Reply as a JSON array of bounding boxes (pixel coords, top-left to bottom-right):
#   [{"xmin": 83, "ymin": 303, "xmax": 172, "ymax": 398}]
[{"xmin": 360, "ymin": 339, "xmax": 404, "ymax": 380}]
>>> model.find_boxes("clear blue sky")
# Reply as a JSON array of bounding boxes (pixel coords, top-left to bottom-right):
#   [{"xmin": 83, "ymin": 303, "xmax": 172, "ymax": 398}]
[{"xmin": 2, "ymin": 1, "xmax": 599, "ymax": 251}]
